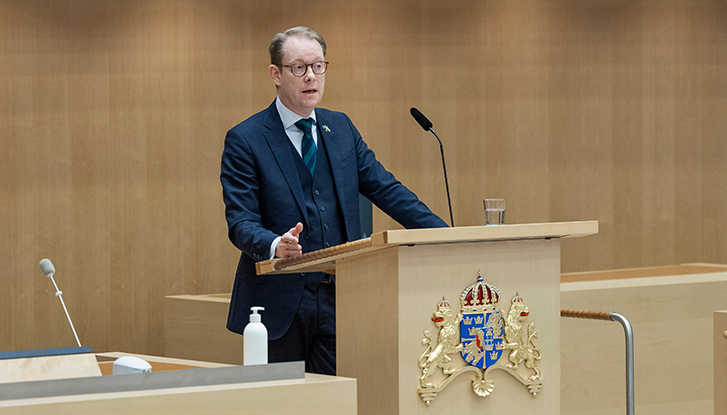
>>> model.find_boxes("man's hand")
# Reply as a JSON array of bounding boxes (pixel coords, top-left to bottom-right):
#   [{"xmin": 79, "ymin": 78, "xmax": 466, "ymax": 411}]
[{"xmin": 275, "ymin": 222, "xmax": 304, "ymax": 258}]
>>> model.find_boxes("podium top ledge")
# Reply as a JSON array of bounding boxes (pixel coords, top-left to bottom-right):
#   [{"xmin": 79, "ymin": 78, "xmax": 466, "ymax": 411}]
[{"xmin": 257, "ymin": 221, "xmax": 598, "ymax": 276}]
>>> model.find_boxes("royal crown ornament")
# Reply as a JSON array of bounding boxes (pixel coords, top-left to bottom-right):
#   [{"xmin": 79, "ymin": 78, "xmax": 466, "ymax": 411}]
[{"xmin": 417, "ymin": 272, "xmax": 543, "ymax": 405}]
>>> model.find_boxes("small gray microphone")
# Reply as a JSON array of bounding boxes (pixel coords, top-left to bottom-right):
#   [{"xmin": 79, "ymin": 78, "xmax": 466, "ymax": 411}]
[
  {"xmin": 39, "ymin": 258, "xmax": 56, "ymax": 277},
  {"xmin": 39, "ymin": 259, "xmax": 82, "ymax": 347}
]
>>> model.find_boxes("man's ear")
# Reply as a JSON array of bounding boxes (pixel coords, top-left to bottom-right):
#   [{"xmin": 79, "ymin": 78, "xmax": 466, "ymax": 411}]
[{"xmin": 269, "ymin": 64, "xmax": 282, "ymax": 86}]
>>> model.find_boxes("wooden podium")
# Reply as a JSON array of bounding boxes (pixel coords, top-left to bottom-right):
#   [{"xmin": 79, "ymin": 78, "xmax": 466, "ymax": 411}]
[{"xmin": 258, "ymin": 221, "xmax": 598, "ymax": 415}]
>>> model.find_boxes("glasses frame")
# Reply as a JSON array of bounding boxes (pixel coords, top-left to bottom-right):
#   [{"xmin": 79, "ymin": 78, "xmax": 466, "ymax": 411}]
[{"xmin": 281, "ymin": 61, "xmax": 329, "ymax": 77}]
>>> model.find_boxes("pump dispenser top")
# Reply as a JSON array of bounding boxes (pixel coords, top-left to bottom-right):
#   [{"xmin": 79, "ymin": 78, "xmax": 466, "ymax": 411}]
[{"xmin": 249, "ymin": 306, "xmax": 264, "ymax": 323}]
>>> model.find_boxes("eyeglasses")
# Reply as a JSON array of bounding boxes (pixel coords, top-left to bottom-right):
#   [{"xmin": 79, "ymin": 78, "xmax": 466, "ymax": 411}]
[{"xmin": 281, "ymin": 61, "xmax": 329, "ymax": 77}]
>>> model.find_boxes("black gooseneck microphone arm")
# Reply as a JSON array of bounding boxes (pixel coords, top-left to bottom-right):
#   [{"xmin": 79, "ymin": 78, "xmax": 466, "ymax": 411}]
[{"xmin": 410, "ymin": 108, "xmax": 454, "ymax": 227}]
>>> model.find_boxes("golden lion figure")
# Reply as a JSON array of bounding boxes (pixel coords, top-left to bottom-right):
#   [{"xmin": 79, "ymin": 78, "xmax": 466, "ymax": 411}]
[
  {"xmin": 418, "ymin": 298, "xmax": 463, "ymax": 388},
  {"xmin": 502, "ymin": 294, "xmax": 542, "ymax": 381}
]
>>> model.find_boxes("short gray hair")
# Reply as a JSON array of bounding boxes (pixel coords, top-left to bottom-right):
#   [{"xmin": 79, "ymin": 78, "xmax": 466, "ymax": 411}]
[{"xmin": 269, "ymin": 27, "xmax": 326, "ymax": 67}]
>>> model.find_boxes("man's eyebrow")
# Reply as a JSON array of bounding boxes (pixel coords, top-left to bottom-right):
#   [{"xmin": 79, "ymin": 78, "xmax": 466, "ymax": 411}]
[{"xmin": 286, "ymin": 60, "xmax": 324, "ymax": 64}]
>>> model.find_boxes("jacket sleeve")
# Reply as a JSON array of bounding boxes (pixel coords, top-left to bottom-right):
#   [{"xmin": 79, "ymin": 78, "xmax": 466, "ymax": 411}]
[{"xmin": 220, "ymin": 127, "xmax": 279, "ymax": 262}]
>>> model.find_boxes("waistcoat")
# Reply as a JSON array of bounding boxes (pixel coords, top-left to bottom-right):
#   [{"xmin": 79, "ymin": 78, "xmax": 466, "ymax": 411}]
[{"xmin": 291, "ymin": 127, "xmax": 346, "ymax": 290}]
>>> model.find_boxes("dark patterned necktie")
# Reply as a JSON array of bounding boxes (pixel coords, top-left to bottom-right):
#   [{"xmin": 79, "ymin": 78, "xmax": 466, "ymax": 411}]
[{"xmin": 294, "ymin": 117, "xmax": 317, "ymax": 176}]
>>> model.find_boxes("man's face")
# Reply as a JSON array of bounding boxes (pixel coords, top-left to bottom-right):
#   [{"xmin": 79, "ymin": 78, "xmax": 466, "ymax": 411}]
[{"xmin": 270, "ymin": 36, "xmax": 326, "ymax": 118}]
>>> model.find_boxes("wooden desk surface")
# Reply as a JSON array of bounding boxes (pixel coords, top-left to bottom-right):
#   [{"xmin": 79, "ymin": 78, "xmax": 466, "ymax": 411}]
[
  {"xmin": 96, "ymin": 352, "xmax": 231, "ymax": 375},
  {"xmin": 561, "ymin": 262, "xmax": 727, "ymax": 283},
  {"xmin": 258, "ymin": 221, "xmax": 598, "ymax": 275},
  {"xmin": 1, "ymin": 354, "xmax": 356, "ymax": 415}
]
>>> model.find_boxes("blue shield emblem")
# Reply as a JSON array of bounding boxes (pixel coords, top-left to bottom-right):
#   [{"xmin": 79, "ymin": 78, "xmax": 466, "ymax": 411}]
[
  {"xmin": 458, "ymin": 273, "xmax": 505, "ymax": 369},
  {"xmin": 460, "ymin": 308, "xmax": 504, "ymax": 369}
]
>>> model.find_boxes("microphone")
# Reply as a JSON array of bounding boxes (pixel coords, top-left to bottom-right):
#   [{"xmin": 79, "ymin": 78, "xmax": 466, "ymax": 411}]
[
  {"xmin": 39, "ymin": 258, "xmax": 55, "ymax": 277},
  {"xmin": 410, "ymin": 107, "xmax": 433, "ymax": 131},
  {"xmin": 39, "ymin": 259, "xmax": 82, "ymax": 348},
  {"xmin": 409, "ymin": 108, "xmax": 454, "ymax": 227}
]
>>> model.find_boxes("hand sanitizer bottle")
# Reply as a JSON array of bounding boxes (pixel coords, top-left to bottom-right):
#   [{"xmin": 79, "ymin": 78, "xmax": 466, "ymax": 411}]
[{"xmin": 243, "ymin": 306, "xmax": 267, "ymax": 365}]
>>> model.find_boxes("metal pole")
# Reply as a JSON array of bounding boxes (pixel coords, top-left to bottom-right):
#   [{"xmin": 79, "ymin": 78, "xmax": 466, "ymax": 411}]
[
  {"xmin": 561, "ymin": 309, "xmax": 635, "ymax": 415},
  {"xmin": 610, "ymin": 312, "xmax": 634, "ymax": 415}
]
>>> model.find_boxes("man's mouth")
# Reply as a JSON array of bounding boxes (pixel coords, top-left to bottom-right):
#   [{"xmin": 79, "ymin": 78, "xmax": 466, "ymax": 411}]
[{"xmin": 302, "ymin": 89, "xmax": 317, "ymax": 94}]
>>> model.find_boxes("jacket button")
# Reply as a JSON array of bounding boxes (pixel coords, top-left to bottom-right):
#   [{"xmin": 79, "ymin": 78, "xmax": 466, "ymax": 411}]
[
  {"xmin": 314, "ymin": 189, "xmax": 320, "ymax": 196},
  {"xmin": 323, "ymin": 224, "xmax": 329, "ymax": 230},
  {"xmin": 305, "ymin": 233, "xmax": 311, "ymax": 240},
  {"xmin": 319, "ymin": 206, "xmax": 325, "ymax": 211},
  {"xmin": 324, "ymin": 242, "xmax": 330, "ymax": 248}
]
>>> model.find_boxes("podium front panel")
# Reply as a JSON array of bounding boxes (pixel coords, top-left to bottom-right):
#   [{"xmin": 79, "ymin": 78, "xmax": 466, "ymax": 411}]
[{"xmin": 336, "ymin": 238, "xmax": 561, "ymax": 415}]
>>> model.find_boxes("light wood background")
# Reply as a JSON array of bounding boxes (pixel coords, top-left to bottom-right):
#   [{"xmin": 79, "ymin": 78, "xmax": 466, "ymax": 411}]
[{"xmin": 1, "ymin": 0, "xmax": 726, "ymax": 355}]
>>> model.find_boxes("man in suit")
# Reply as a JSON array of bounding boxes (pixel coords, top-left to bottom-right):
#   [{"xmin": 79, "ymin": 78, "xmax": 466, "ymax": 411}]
[{"xmin": 220, "ymin": 26, "xmax": 447, "ymax": 375}]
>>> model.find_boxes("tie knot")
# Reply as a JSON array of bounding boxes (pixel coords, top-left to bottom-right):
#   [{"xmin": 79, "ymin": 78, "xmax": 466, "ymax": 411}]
[{"xmin": 295, "ymin": 118, "xmax": 315, "ymax": 133}]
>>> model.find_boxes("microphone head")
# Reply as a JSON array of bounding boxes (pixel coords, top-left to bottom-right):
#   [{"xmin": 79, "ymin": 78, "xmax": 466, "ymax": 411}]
[
  {"xmin": 410, "ymin": 107, "xmax": 433, "ymax": 131},
  {"xmin": 39, "ymin": 258, "xmax": 55, "ymax": 277}
]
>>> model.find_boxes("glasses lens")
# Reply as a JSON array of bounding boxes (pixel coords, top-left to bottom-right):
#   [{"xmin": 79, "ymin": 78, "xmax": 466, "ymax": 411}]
[
  {"xmin": 312, "ymin": 62, "xmax": 326, "ymax": 75},
  {"xmin": 291, "ymin": 64, "xmax": 306, "ymax": 76}
]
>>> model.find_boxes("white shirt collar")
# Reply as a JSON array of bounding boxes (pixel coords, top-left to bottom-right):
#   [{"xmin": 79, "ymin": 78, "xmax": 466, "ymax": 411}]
[{"xmin": 275, "ymin": 97, "xmax": 317, "ymax": 130}]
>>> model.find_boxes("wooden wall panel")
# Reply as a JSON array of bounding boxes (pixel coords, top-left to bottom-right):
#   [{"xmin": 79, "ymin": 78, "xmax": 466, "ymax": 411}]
[{"xmin": 1, "ymin": 0, "xmax": 727, "ymax": 355}]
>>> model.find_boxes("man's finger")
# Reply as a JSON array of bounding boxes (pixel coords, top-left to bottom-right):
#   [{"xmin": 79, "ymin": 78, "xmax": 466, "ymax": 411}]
[{"xmin": 290, "ymin": 222, "xmax": 304, "ymax": 237}]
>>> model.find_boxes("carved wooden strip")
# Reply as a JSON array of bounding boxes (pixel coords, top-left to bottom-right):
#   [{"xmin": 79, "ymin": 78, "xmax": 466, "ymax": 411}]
[
  {"xmin": 560, "ymin": 308, "xmax": 612, "ymax": 321},
  {"xmin": 272, "ymin": 238, "xmax": 373, "ymax": 271}
]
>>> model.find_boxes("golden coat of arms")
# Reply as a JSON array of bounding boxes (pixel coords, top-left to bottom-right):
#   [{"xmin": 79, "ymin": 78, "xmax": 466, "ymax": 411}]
[{"xmin": 417, "ymin": 272, "xmax": 543, "ymax": 404}]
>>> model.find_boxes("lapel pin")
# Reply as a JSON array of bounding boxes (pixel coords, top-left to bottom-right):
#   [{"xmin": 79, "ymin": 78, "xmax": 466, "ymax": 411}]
[{"xmin": 322, "ymin": 125, "xmax": 331, "ymax": 133}]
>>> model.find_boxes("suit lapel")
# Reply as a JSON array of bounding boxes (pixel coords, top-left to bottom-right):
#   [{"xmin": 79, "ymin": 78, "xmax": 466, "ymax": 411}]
[{"xmin": 262, "ymin": 102, "xmax": 310, "ymax": 228}]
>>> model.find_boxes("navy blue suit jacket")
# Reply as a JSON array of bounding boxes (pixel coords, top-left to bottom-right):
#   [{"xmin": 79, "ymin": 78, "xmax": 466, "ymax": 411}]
[{"xmin": 221, "ymin": 100, "xmax": 447, "ymax": 339}]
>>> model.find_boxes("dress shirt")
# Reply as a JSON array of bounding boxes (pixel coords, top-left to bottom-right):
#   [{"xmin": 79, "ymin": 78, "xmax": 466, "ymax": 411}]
[{"xmin": 269, "ymin": 97, "xmax": 319, "ymax": 259}]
